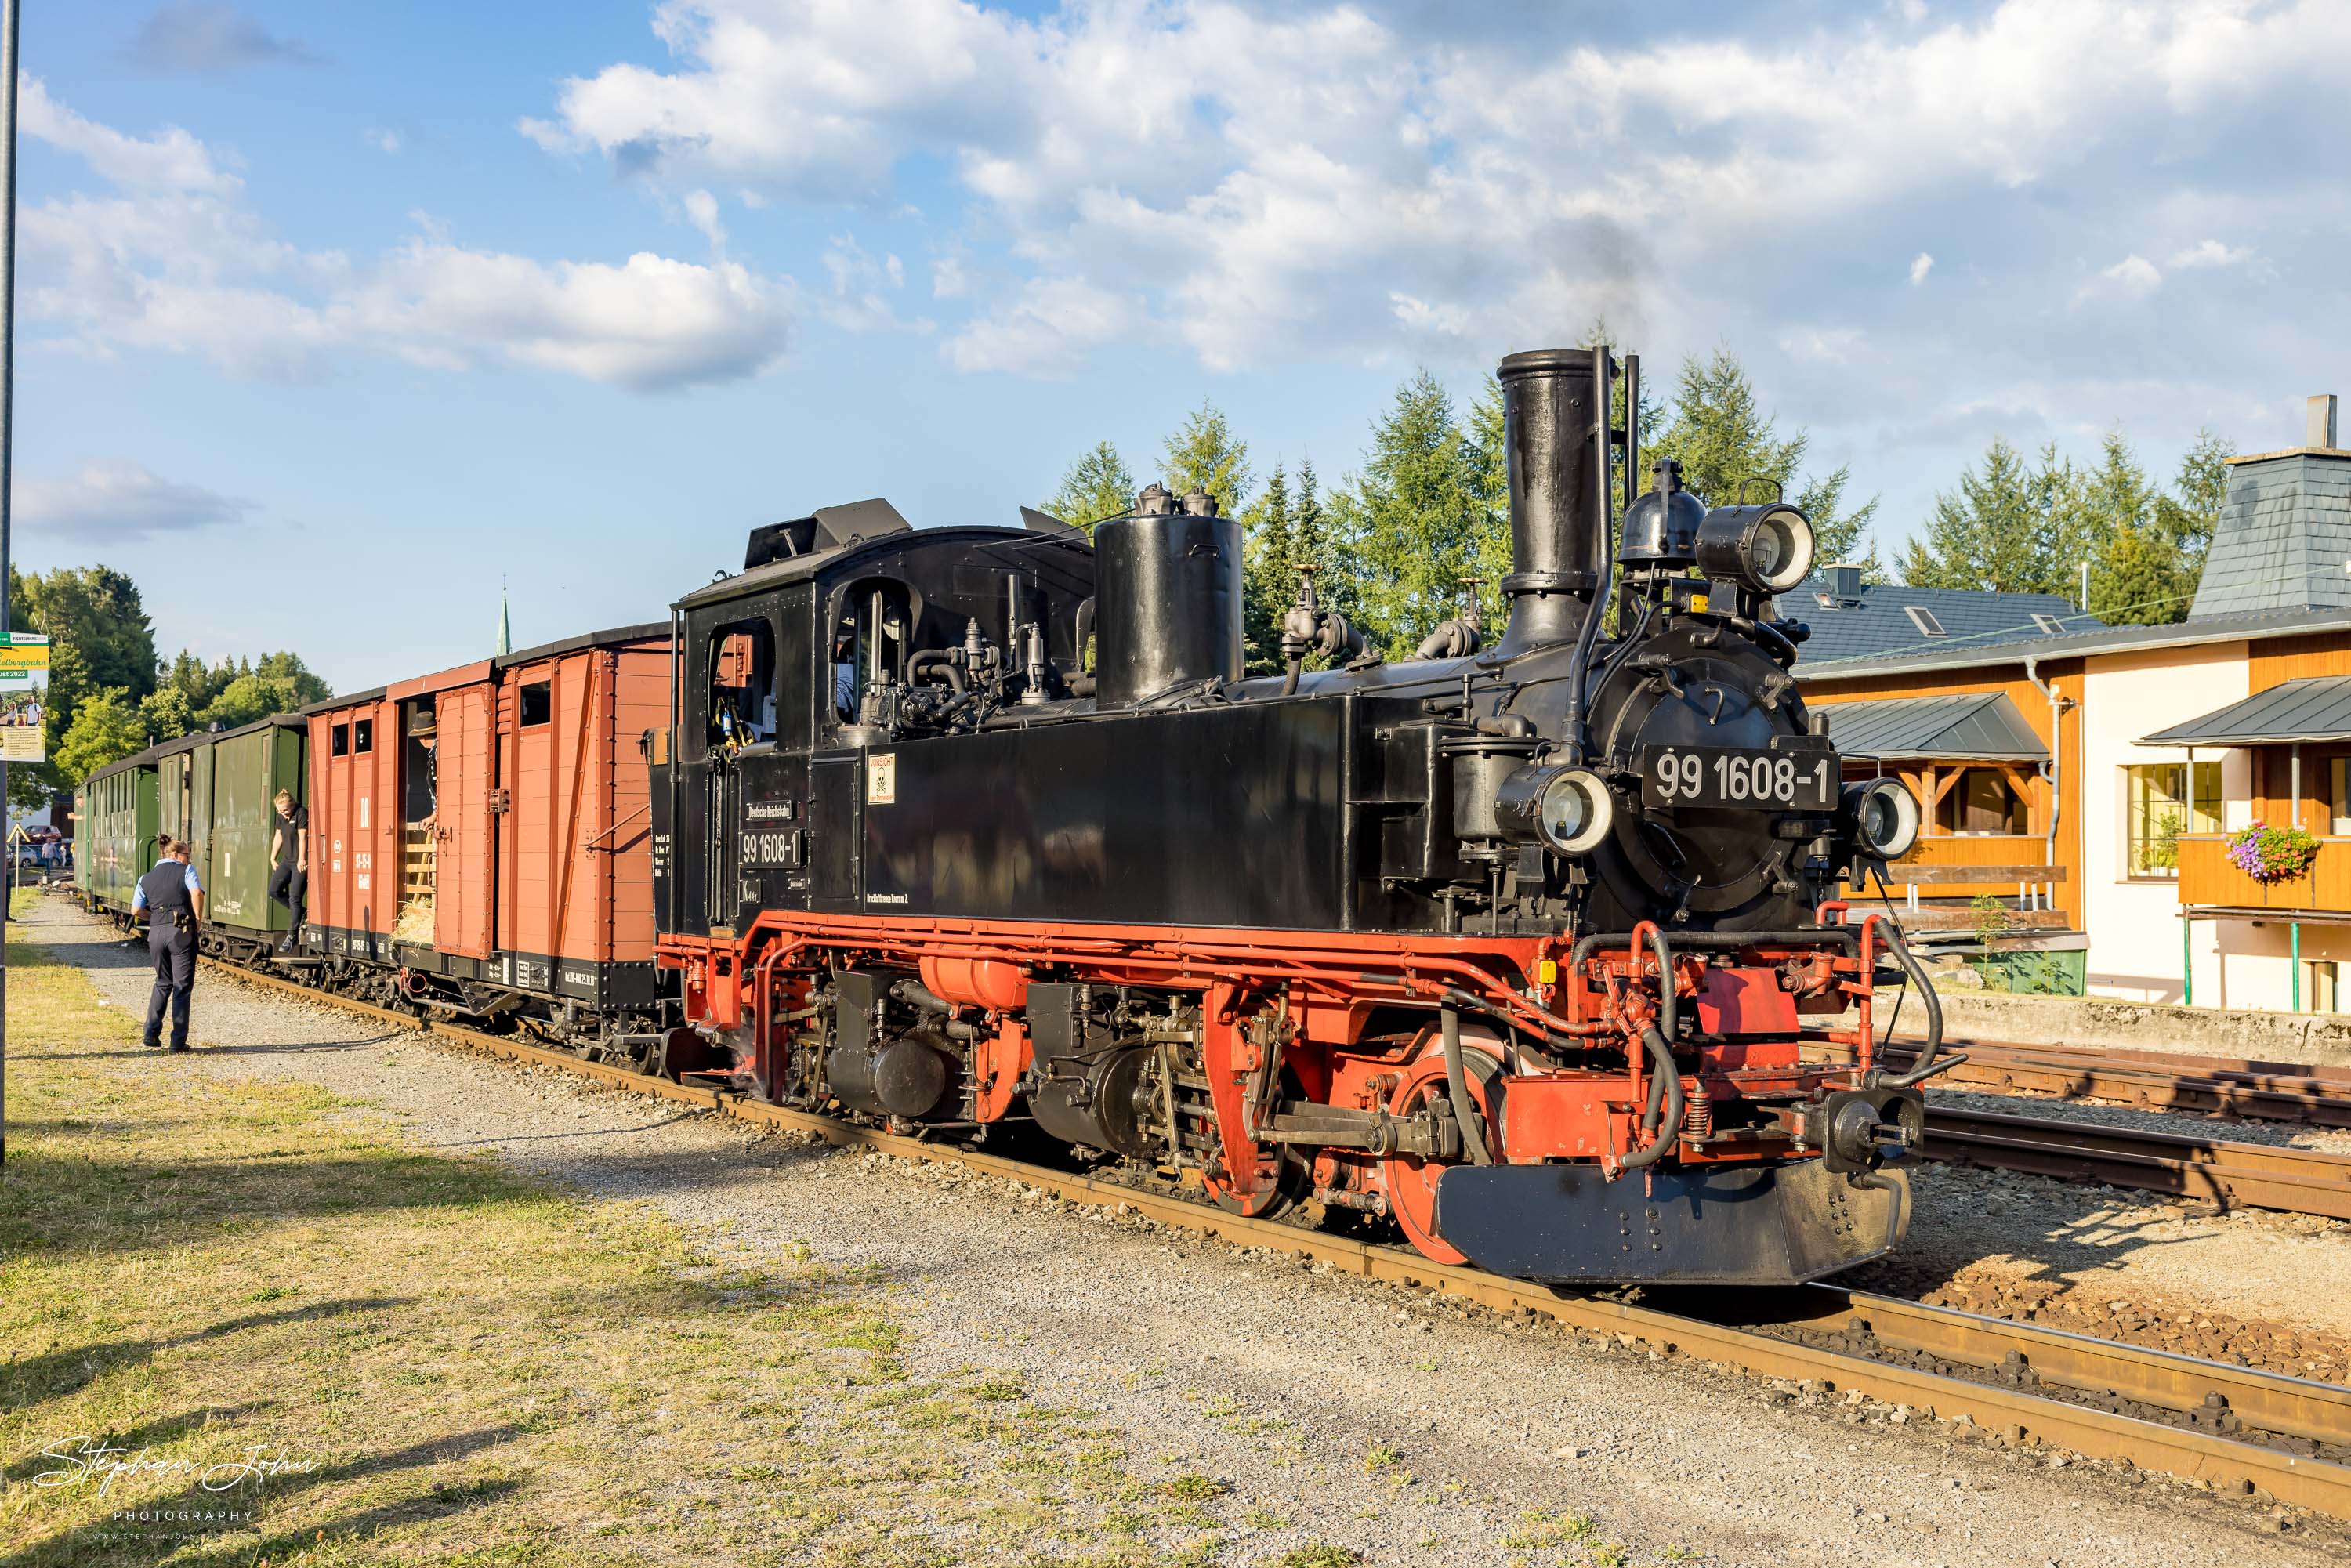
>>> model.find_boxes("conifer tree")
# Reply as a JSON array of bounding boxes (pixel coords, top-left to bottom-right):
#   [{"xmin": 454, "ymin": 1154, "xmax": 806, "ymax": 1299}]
[
  {"xmin": 1241, "ymin": 462, "xmax": 1295, "ymax": 675},
  {"xmin": 2088, "ymin": 429, "xmax": 2232, "ymax": 625},
  {"xmin": 1643, "ymin": 349, "xmax": 1881, "ymax": 575},
  {"xmin": 1161, "ymin": 402, "xmax": 1255, "ymax": 516},
  {"xmin": 1041, "ymin": 440, "xmax": 1138, "ymax": 535},
  {"xmin": 1900, "ymin": 438, "xmax": 2070, "ymax": 592},
  {"xmin": 1328, "ymin": 370, "xmax": 1488, "ymax": 658},
  {"xmin": 1466, "ymin": 376, "xmax": 1513, "ymax": 632}
]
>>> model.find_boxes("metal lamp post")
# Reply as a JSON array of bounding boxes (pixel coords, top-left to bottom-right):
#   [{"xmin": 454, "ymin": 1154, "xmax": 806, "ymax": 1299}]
[{"xmin": 2, "ymin": 0, "xmax": 22, "ymax": 1166}]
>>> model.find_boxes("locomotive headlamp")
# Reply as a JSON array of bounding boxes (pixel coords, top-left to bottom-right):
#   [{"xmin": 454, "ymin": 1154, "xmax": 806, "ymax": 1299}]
[
  {"xmin": 1496, "ymin": 764, "xmax": 1616, "ymax": 856},
  {"xmin": 1842, "ymin": 777, "xmax": 1922, "ymax": 860},
  {"xmin": 1693, "ymin": 503, "xmax": 1816, "ymax": 596}
]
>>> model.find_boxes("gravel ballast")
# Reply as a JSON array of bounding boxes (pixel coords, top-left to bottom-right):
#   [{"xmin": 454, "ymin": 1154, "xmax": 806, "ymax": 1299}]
[{"xmin": 30, "ymin": 898, "xmax": 2345, "ymax": 1566}]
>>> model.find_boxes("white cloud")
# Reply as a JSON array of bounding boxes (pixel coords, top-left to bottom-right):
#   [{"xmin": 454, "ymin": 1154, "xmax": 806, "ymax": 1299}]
[
  {"xmin": 944, "ymin": 277, "xmax": 1139, "ymax": 376},
  {"xmin": 2169, "ymin": 238, "xmax": 2251, "ymax": 269},
  {"xmin": 682, "ymin": 188, "xmax": 726, "ymax": 252},
  {"xmin": 24, "ymin": 80, "xmax": 789, "ymax": 390},
  {"xmin": 14, "ymin": 458, "xmax": 253, "ymax": 543},
  {"xmin": 1908, "ymin": 252, "xmax": 1934, "ymax": 285},
  {"xmin": 20, "ymin": 76, "xmax": 239, "ymax": 194},
  {"xmin": 364, "ymin": 127, "xmax": 402, "ymax": 155},
  {"xmin": 2098, "ymin": 254, "xmax": 2164, "ymax": 295},
  {"xmin": 816, "ymin": 235, "xmax": 924, "ymax": 333},
  {"xmin": 1783, "ymin": 325, "xmax": 1866, "ymax": 364},
  {"xmin": 930, "ymin": 255, "xmax": 969, "ymax": 299},
  {"xmin": 352, "ymin": 243, "xmax": 788, "ymax": 389},
  {"xmin": 528, "ymin": 0, "xmax": 2351, "ymax": 378}
]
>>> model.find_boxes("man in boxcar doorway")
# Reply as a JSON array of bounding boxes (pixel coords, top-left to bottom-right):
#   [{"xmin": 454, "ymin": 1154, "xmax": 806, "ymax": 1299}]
[
  {"xmin": 133, "ymin": 836, "xmax": 205, "ymax": 1052},
  {"xmin": 268, "ymin": 788, "xmax": 308, "ymax": 954}
]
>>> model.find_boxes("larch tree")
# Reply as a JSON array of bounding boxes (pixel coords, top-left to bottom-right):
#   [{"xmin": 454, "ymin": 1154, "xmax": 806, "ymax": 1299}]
[
  {"xmin": 1161, "ymin": 402, "xmax": 1255, "ymax": 519},
  {"xmin": 1328, "ymin": 369, "xmax": 1488, "ymax": 659},
  {"xmin": 1041, "ymin": 440, "xmax": 1139, "ymax": 535},
  {"xmin": 1641, "ymin": 348, "xmax": 1882, "ymax": 577}
]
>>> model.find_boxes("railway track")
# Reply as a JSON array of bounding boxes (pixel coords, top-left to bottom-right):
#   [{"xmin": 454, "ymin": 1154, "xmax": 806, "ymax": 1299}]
[
  {"xmin": 197, "ymin": 954, "xmax": 2351, "ymax": 1521},
  {"xmin": 1796, "ymin": 1035, "xmax": 2351, "ymax": 1220},
  {"xmin": 1808, "ymin": 1034, "xmax": 2351, "ymax": 1129},
  {"xmin": 1926, "ymin": 1104, "xmax": 2351, "ymax": 1221}
]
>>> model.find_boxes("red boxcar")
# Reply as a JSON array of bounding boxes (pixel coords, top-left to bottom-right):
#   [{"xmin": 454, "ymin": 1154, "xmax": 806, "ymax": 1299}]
[{"xmin": 302, "ymin": 624, "xmax": 672, "ymax": 1038}]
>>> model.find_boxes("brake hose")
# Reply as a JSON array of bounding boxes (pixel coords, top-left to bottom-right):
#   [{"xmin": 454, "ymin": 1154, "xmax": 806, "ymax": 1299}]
[
  {"xmin": 1871, "ymin": 924, "xmax": 1965, "ymax": 1089},
  {"xmin": 1439, "ymin": 1003, "xmax": 1494, "ymax": 1165},
  {"xmin": 1617, "ymin": 1025, "xmax": 1685, "ymax": 1169}
]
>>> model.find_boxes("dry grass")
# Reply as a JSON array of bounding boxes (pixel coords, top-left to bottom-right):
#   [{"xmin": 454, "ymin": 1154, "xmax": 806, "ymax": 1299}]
[{"xmin": 0, "ymin": 930, "xmax": 1262, "ymax": 1566}]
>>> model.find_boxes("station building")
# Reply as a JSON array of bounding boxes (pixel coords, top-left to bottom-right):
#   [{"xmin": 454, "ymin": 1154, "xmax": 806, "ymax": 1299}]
[{"xmin": 1799, "ymin": 395, "xmax": 2351, "ymax": 1011}]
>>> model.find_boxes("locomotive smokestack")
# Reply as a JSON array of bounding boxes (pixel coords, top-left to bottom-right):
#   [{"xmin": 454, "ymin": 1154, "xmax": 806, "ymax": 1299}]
[{"xmin": 1496, "ymin": 349, "xmax": 1608, "ymax": 655}]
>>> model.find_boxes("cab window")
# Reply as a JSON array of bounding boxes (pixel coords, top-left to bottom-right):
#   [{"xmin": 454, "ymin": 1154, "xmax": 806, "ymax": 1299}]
[
  {"xmin": 831, "ymin": 578, "xmax": 913, "ymax": 727},
  {"xmin": 707, "ymin": 617, "xmax": 777, "ymax": 749}
]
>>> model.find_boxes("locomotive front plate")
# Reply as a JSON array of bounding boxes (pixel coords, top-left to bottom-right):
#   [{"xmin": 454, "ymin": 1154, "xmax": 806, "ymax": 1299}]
[{"xmin": 1640, "ymin": 745, "xmax": 1838, "ymax": 811}]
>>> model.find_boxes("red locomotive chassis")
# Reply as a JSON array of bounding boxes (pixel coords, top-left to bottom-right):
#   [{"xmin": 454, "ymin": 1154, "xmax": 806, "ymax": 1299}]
[
  {"xmin": 302, "ymin": 625, "xmax": 671, "ymax": 1027},
  {"xmin": 657, "ymin": 907, "xmax": 1903, "ymax": 1280}
]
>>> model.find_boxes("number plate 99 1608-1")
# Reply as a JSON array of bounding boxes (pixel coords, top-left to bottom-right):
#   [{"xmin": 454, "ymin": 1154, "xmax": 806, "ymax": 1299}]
[{"xmin": 1641, "ymin": 747, "xmax": 1838, "ymax": 810}]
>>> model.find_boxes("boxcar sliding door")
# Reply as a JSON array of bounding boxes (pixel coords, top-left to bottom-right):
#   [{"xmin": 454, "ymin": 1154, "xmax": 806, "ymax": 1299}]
[{"xmin": 433, "ymin": 685, "xmax": 495, "ymax": 961}]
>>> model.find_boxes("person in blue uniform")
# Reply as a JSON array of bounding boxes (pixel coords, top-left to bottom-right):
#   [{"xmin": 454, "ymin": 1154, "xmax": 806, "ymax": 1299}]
[
  {"xmin": 132, "ymin": 836, "xmax": 206, "ymax": 1052},
  {"xmin": 833, "ymin": 618, "xmax": 858, "ymax": 720}
]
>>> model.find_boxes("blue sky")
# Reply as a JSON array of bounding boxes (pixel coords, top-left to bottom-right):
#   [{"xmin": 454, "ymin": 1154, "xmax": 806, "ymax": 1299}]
[{"xmin": 16, "ymin": 1, "xmax": 2349, "ymax": 692}]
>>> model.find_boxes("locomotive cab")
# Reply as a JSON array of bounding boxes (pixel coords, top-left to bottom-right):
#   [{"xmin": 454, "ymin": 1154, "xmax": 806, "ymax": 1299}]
[{"xmin": 656, "ymin": 500, "xmax": 1096, "ymax": 939}]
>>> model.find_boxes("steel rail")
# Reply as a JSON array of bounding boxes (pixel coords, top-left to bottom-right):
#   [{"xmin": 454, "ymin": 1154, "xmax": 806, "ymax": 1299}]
[
  {"xmin": 1804, "ymin": 1036, "xmax": 2351, "ymax": 1130},
  {"xmin": 193, "ymin": 956, "xmax": 2351, "ymax": 1517},
  {"xmin": 1925, "ymin": 1104, "xmax": 2351, "ymax": 1221}
]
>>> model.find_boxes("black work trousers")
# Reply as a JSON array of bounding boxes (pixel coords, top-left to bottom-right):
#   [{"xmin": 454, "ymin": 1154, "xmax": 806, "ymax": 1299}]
[
  {"xmin": 268, "ymin": 860, "xmax": 306, "ymax": 935},
  {"xmin": 145, "ymin": 924, "xmax": 195, "ymax": 1049}
]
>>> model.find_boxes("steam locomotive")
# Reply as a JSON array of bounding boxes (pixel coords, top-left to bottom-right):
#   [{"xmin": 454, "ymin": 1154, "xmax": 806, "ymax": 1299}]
[
  {"xmin": 78, "ymin": 346, "xmax": 1942, "ymax": 1285},
  {"xmin": 648, "ymin": 347, "xmax": 1947, "ymax": 1285}
]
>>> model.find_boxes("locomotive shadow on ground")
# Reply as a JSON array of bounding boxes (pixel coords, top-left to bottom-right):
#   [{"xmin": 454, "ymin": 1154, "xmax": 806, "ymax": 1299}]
[
  {"xmin": 0, "ymin": 1423, "xmax": 525, "ymax": 1568},
  {"xmin": 0, "ymin": 1299, "xmax": 404, "ymax": 1418},
  {"xmin": 1838, "ymin": 1163, "xmax": 2204, "ymax": 1303}
]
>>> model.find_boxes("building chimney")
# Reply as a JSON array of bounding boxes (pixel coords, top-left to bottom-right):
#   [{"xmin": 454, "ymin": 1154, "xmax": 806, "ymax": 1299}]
[{"xmin": 2311, "ymin": 394, "xmax": 2339, "ymax": 451}]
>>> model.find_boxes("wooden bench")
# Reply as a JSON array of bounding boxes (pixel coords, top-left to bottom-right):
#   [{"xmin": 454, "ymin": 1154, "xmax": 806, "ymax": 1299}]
[
  {"xmin": 1842, "ymin": 861, "xmax": 2067, "ymax": 917},
  {"xmin": 1878, "ymin": 905, "xmax": 2072, "ymax": 933},
  {"xmin": 1849, "ymin": 863, "xmax": 2068, "ymax": 885}
]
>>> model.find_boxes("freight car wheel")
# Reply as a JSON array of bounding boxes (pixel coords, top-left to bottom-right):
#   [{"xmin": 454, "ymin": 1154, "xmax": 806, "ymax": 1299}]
[{"xmin": 1380, "ymin": 1041, "xmax": 1505, "ymax": 1266}]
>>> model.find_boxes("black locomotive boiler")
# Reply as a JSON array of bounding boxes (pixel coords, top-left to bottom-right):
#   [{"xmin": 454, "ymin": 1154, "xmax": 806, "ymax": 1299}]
[{"xmin": 641, "ymin": 346, "xmax": 1947, "ymax": 1284}]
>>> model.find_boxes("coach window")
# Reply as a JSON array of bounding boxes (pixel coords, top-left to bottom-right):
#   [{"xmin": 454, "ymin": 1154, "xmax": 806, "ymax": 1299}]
[
  {"xmin": 520, "ymin": 682, "xmax": 552, "ymax": 727},
  {"xmin": 331, "ymin": 722, "xmax": 350, "ymax": 758},
  {"xmin": 708, "ymin": 617, "xmax": 776, "ymax": 748},
  {"xmin": 353, "ymin": 718, "xmax": 373, "ymax": 754}
]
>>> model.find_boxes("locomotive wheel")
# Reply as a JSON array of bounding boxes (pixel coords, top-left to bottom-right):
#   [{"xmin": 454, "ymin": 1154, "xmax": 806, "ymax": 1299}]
[
  {"xmin": 1380, "ymin": 1041, "xmax": 1505, "ymax": 1266},
  {"xmin": 1204, "ymin": 1151, "xmax": 1307, "ymax": 1220}
]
